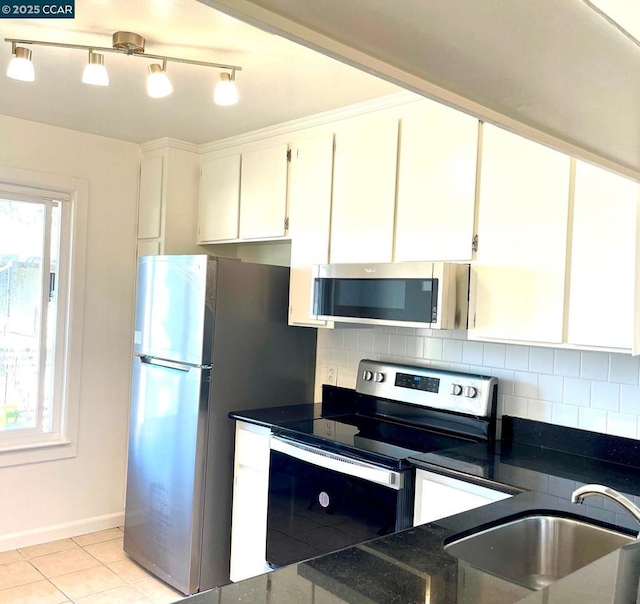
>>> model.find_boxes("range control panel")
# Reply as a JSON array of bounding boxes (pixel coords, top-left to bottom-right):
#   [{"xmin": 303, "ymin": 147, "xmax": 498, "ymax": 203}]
[
  {"xmin": 356, "ymin": 359, "xmax": 497, "ymax": 417},
  {"xmin": 394, "ymin": 372, "xmax": 440, "ymax": 393}
]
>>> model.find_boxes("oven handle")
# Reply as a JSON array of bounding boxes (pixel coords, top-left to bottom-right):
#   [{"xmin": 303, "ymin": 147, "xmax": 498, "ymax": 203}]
[{"xmin": 270, "ymin": 435, "xmax": 404, "ymax": 490}]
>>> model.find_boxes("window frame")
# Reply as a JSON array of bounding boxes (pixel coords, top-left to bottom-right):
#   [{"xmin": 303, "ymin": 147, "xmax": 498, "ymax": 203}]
[{"xmin": 0, "ymin": 166, "xmax": 87, "ymax": 467}]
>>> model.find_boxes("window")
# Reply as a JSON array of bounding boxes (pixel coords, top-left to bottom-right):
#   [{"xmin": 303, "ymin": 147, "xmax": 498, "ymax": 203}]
[{"xmin": 0, "ymin": 174, "xmax": 86, "ymax": 465}]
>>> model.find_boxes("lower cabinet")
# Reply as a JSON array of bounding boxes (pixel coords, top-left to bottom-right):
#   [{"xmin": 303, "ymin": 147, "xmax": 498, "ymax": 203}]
[
  {"xmin": 229, "ymin": 421, "xmax": 271, "ymax": 583},
  {"xmin": 413, "ymin": 469, "xmax": 512, "ymax": 527}
]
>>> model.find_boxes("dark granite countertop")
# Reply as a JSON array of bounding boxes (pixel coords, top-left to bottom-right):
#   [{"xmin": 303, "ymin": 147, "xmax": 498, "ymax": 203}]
[
  {"xmin": 211, "ymin": 391, "xmax": 640, "ymax": 604},
  {"xmin": 183, "ymin": 490, "xmax": 639, "ymax": 604}
]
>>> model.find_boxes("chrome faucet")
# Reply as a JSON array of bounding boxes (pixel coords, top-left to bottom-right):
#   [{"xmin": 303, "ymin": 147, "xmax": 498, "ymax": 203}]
[{"xmin": 571, "ymin": 484, "xmax": 640, "ymax": 537}]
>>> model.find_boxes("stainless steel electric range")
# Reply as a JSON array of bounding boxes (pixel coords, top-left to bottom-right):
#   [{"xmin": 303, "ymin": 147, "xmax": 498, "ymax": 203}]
[{"xmin": 266, "ymin": 359, "xmax": 498, "ymax": 569}]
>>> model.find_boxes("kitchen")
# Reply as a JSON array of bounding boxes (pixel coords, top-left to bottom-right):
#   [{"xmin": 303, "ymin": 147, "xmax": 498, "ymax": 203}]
[{"xmin": 1, "ymin": 0, "xmax": 640, "ymax": 603}]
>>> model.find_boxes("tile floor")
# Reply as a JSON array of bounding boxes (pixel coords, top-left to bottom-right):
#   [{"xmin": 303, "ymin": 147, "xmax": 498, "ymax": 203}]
[{"xmin": 0, "ymin": 528, "xmax": 188, "ymax": 603}]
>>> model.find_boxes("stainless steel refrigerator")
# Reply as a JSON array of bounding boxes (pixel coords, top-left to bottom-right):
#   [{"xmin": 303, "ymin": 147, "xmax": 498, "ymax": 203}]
[{"xmin": 123, "ymin": 255, "xmax": 317, "ymax": 595}]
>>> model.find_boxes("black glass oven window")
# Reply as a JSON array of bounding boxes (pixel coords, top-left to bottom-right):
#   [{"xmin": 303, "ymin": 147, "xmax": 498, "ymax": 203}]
[
  {"xmin": 315, "ymin": 278, "xmax": 438, "ymax": 322},
  {"xmin": 266, "ymin": 450, "xmax": 399, "ymax": 568}
]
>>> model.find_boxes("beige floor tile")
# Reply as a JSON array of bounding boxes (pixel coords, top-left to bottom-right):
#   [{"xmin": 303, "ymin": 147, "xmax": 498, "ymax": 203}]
[
  {"xmin": 134, "ymin": 577, "xmax": 184, "ymax": 604},
  {"xmin": 0, "ymin": 561, "xmax": 43, "ymax": 590},
  {"xmin": 0, "ymin": 553, "xmax": 22, "ymax": 567},
  {"xmin": 75, "ymin": 584, "xmax": 152, "ymax": 603},
  {"xmin": 107, "ymin": 557, "xmax": 153, "ymax": 583},
  {"xmin": 30, "ymin": 548, "xmax": 100, "ymax": 578},
  {"xmin": 73, "ymin": 529, "xmax": 124, "ymax": 547},
  {"xmin": 50, "ymin": 566, "xmax": 126, "ymax": 600},
  {"xmin": 18, "ymin": 539, "xmax": 78, "ymax": 560},
  {"xmin": 0, "ymin": 579, "xmax": 68, "ymax": 604},
  {"xmin": 84, "ymin": 537, "xmax": 127, "ymax": 565}
]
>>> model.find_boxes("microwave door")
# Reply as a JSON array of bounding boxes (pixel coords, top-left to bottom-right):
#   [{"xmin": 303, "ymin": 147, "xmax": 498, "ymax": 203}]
[{"xmin": 313, "ymin": 276, "xmax": 439, "ymax": 328}]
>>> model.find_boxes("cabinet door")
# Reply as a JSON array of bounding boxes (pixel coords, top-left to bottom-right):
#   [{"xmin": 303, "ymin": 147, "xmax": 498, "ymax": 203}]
[
  {"xmin": 230, "ymin": 422, "xmax": 271, "ymax": 582},
  {"xmin": 239, "ymin": 144, "xmax": 288, "ymax": 239},
  {"xmin": 330, "ymin": 117, "xmax": 399, "ymax": 263},
  {"xmin": 288, "ymin": 134, "xmax": 334, "ymax": 327},
  {"xmin": 137, "ymin": 156, "xmax": 163, "ymax": 239},
  {"xmin": 199, "ymin": 154, "xmax": 241, "ymax": 242},
  {"xmin": 470, "ymin": 124, "xmax": 571, "ymax": 344},
  {"xmin": 137, "ymin": 240, "xmax": 161, "ymax": 257},
  {"xmin": 413, "ymin": 469, "xmax": 511, "ymax": 527},
  {"xmin": 568, "ymin": 161, "xmax": 638, "ymax": 349},
  {"xmin": 395, "ymin": 100, "xmax": 479, "ymax": 261}
]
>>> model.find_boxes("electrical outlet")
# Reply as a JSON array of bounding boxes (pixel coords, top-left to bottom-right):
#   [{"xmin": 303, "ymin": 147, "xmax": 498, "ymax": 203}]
[{"xmin": 324, "ymin": 364, "xmax": 338, "ymax": 386}]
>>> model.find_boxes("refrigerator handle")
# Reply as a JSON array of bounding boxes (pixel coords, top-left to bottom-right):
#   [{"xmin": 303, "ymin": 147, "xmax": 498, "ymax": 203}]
[{"xmin": 140, "ymin": 356, "xmax": 193, "ymax": 372}]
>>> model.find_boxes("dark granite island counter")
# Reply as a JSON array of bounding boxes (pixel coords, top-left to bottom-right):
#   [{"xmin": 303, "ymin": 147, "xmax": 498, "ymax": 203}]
[
  {"xmin": 199, "ymin": 392, "xmax": 640, "ymax": 604},
  {"xmin": 181, "ymin": 490, "xmax": 639, "ymax": 604}
]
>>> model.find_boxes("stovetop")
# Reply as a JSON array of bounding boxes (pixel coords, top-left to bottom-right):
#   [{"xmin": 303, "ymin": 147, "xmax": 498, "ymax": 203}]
[
  {"xmin": 269, "ymin": 359, "xmax": 500, "ymax": 470},
  {"xmin": 271, "ymin": 412, "xmax": 478, "ymax": 470}
]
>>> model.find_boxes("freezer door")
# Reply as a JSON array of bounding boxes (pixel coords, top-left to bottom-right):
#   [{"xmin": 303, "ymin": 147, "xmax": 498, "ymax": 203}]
[
  {"xmin": 134, "ymin": 255, "xmax": 214, "ymax": 365},
  {"xmin": 124, "ymin": 355, "xmax": 210, "ymax": 595}
]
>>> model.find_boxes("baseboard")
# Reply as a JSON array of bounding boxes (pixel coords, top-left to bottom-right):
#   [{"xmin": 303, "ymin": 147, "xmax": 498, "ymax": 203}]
[{"xmin": 0, "ymin": 511, "xmax": 125, "ymax": 552}]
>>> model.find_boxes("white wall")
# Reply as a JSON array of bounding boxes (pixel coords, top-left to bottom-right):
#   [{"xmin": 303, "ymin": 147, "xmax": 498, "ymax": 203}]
[
  {"xmin": 317, "ymin": 327, "xmax": 640, "ymax": 440},
  {"xmin": 0, "ymin": 114, "xmax": 140, "ymax": 548}
]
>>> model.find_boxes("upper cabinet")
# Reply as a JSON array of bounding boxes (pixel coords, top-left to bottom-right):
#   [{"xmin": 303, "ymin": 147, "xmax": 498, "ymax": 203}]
[
  {"xmin": 239, "ymin": 144, "xmax": 289, "ymax": 240},
  {"xmin": 330, "ymin": 117, "xmax": 399, "ymax": 264},
  {"xmin": 395, "ymin": 100, "xmax": 479, "ymax": 262},
  {"xmin": 188, "ymin": 95, "xmax": 640, "ymax": 354},
  {"xmin": 199, "ymin": 143, "xmax": 289, "ymax": 243},
  {"xmin": 568, "ymin": 161, "xmax": 639, "ymax": 349},
  {"xmin": 136, "ymin": 145, "xmax": 202, "ymax": 257},
  {"xmin": 137, "ymin": 156, "xmax": 164, "ymax": 241},
  {"xmin": 198, "ymin": 154, "xmax": 241, "ymax": 243},
  {"xmin": 288, "ymin": 133, "xmax": 334, "ymax": 327},
  {"xmin": 470, "ymin": 124, "xmax": 572, "ymax": 344}
]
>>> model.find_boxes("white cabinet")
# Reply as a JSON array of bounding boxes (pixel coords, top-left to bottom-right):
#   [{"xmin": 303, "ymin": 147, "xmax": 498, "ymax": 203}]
[
  {"xmin": 330, "ymin": 117, "xmax": 399, "ymax": 263},
  {"xmin": 413, "ymin": 469, "xmax": 511, "ymax": 527},
  {"xmin": 229, "ymin": 421, "xmax": 271, "ymax": 583},
  {"xmin": 288, "ymin": 134, "xmax": 334, "ymax": 327},
  {"xmin": 198, "ymin": 154, "xmax": 241, "ymax": 243},
  {"xmin": 136, "ymin": 145, "xmax": 203, "ymax": 256},
  {"xmin": 568, "ymin": 161, "xmax": 639, "ymax": 350},
  {"xmin": 239, "ymin": 144, "xmax": 289, "ymax": 240},
  {"xmin": 198, "ymin": 144, "xmax": 289, "ymax": 245},
  {"xmin": 470, "ymin": 124, "xmax": 572, "ymax": 344},
  {"xmin": 395, "ymin": 100, "xmax": 479, "ymax": 262},
  {"xmin": 137, "ymin": 156, "xmax": 163, "ymax": 240},
  {"xmin": 136, "ymin": 240, "xmax": 161, "ymax": 257}
]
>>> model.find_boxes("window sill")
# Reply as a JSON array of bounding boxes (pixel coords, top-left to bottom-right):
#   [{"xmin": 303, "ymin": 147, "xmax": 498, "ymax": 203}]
[{"xmin": 0, "ymin": 438, "xmax": 76, "ymax": 468}]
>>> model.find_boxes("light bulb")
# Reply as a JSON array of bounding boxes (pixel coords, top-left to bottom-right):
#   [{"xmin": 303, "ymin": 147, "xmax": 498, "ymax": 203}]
[
  {"xmin": 214, "ymin": 72, "xmax": 238, "ymax": 106},
  {"xmin": 7, "ymin": 47, "xmax": 35, "ymax": 82},
  {"xmin": 147, "ymin": 63, "xmax": 173, "ymax": 98},
  {"xmin": 82, "ymin": 52, "xmax": 109, "ymax": 86}
]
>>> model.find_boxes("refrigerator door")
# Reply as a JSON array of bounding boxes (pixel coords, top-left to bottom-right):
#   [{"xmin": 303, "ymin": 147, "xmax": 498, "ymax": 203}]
[
  {"xmin": 124, "ymin": 355, "xmax": 210, "ymax": 595},
  {"xmin": 134, "ymin": 255, "xmax": 214, "ymax": 365}
]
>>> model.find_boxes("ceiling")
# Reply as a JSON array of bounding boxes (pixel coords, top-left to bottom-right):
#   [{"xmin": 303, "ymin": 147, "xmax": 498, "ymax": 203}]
[
  {"xmin": 198, "ymin": 0, "xmax": 640, "ymax": 179},
  {"xmin": 0, "ymin": 0, "xmax": 399, "ymax": 144}
]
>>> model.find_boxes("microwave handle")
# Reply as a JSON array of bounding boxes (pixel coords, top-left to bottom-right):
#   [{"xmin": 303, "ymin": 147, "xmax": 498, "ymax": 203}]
[
  {"xmin": 312, "ymin": 276, "xmax": 321, "ymax": 316},
  {"xmin": 270, "ymin": 435, "xmax": 403, "ymax": 490}
]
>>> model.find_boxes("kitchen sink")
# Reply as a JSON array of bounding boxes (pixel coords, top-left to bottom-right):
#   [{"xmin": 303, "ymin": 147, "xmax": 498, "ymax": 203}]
[{"xmin": 444, "ymin": 514, "xmax": 635, "ymax": 590}]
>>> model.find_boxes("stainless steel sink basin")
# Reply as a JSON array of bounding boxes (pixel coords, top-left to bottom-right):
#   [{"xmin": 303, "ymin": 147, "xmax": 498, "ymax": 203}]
[{"xmin": 444, "ymin": 514, "xmax": 635, "ymax": 590}]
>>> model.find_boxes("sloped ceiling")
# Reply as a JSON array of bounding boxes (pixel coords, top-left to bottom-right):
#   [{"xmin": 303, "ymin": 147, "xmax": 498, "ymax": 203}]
[{"xmin": 198, "ymin": 0, "xmax": 640, "ymax": 179}]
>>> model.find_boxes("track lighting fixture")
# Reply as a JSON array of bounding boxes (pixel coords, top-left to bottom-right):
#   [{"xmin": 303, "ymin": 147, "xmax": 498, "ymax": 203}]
[{"xmin": 5, "ymin": 31, "xmax": 241, "ymax": 105}]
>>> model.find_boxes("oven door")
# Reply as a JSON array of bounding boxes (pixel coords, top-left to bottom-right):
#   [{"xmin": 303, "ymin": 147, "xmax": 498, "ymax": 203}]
[{"xmin": 267, "ymin": 435, "xmax": 413, "ymax": 569}]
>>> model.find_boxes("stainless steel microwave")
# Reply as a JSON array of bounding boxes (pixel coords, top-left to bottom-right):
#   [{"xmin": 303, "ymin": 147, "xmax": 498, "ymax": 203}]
[{"xmin": 311, "ymin": 262, "xmax": 470, "ymax": 330}]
